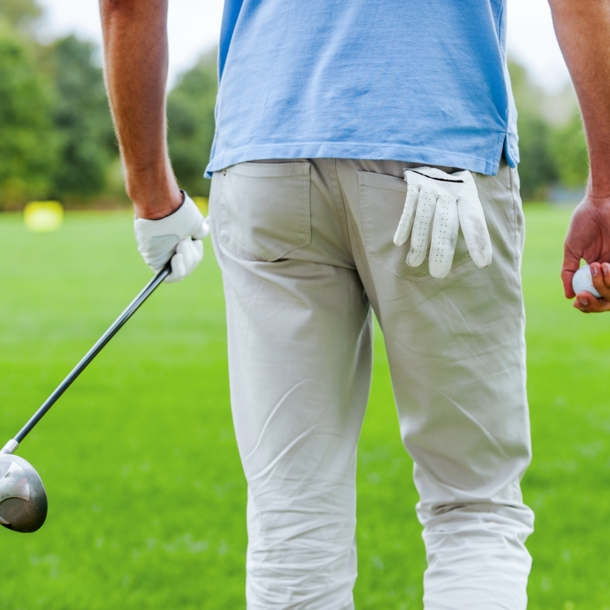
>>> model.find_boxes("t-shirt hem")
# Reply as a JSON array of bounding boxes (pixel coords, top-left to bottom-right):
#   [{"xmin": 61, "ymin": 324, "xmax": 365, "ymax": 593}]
[{"xmin": 204, "ymin": 139, "xmax": 507, "ymax": 178}]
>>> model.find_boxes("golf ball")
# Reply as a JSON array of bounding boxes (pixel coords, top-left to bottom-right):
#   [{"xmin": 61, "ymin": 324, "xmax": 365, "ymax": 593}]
[{"xmin": 572, "ymin": 264, "xmax": 602, "ymax": 298}]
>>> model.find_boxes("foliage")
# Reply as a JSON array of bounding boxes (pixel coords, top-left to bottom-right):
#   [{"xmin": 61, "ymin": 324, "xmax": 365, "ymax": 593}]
[
  {"xmin": 550, "ymin": 112, "xmax": 589, "ymax": 189},
  {"xmin": 0, "ymin": 0, "xmax": 41, "ymax": 31},
  {"xmin": 0, "ymin": 21, "xmax": 58, "ymax": 208},
  {"xmin": 0, "ymin": 4, "xmax": 121, "ymax": 209},
  {"xmin": 515, "ymin": 114, "xmax": 559, "ymax": 201},
  {"xmin": 167, "ymin": 52, "xmax": 217, "ymax": 198},
  {"xmin": 50, "ymin": 35, "xmax": 117, "ymax": 201},
  {"xmin": 509, "ymin": 61, "xmax": 557, "ymax": 200},
  {"xmin": 0, "ymin": 2, "xmax": 592, "ymax": 207},
  {"xmin": 508, "ymin": 59, "xmax": 588, "ymax": 201}
]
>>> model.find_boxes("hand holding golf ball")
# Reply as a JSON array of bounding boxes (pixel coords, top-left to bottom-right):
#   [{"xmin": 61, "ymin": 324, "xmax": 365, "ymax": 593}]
[
  {"xmin": 561, "ymin": 194, "xmax": 610, "ymax": 313},
  {"xmin": 572, "ymin": 263, "xmax": 610, "ymax": 313},
  {"xmin": 134, "ymin": 192, "xmax": 209, "ymax": 283}
]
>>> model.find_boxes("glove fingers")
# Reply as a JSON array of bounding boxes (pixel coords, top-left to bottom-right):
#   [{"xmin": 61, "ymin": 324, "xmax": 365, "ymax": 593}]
[
  {"xmin": 407, "ymin": 190, "xmax": 437, "ymax": 268},
  {"xmin": 393, "ymin": 184, "xmax": 419, "ymax": 246},
  {"xmin": 193, "ymin": 217, "xmax": 210, "ymax": 240},
  {"xmin": 429, "ymin": 196, "xmax": 459, "ymax": 278},
  {"xmin": 458, "ymin": 196, "xmax": 493, "ymax": 269},
  {"xmin": 184, "ymin": 239, "xmax": 203, "ymax": 272},
  {"xmin": 166, "ymin": 251, "xmax": 185, "ymax": 283},
  {"xmin": 396, "ymin": 167, "xmax": 493, "ymax": 276},
  {"xmin": 166, "ymin": 239, "xmax": 204, "ymax": 283},
  {"xmin": 180, "ymin": 238, "xmax": 197, "ymax": 271}
]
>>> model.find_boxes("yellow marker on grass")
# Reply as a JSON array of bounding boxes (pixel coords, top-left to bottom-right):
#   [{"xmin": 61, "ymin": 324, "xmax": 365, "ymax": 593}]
[{"xmin": 24, "ymin": 201, "xmax": 64, "ymax": 232}]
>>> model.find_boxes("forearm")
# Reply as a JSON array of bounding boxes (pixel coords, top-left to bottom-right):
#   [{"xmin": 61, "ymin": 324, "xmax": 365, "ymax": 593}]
[
  {"xmin": 100, "ymin": 0, "xmax": 181, "ymax": 218},
  {"xmin": 549, "ymin": 0, "xmax": 610, "ymax": 199}
]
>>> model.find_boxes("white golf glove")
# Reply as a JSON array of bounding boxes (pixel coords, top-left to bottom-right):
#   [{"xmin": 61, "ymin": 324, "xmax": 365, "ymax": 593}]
[
  {"xmin": 393, "ymin": 167, "xmax": 493, "ymax": 279},
  {"xmin": 134, "ymin": 192, "xmax": 209, "ymax": 283}
]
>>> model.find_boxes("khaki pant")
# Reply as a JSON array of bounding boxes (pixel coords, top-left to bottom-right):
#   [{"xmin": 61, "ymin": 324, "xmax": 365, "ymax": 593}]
[{"xmin": 209, "ymin": 159, "xmax": 533, "ymax": 609}]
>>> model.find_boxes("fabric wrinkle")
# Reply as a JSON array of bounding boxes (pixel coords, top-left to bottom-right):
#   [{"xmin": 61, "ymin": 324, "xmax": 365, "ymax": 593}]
[{"xmin": 209, "ymin": 158, "xmax": 532, "ymax": 610}]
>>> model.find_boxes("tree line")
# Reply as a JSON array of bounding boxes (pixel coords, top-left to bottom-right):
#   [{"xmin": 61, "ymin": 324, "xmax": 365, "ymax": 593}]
[
  {"xmin": 0, "ymin": 0, "xmax": 216, "ymax": 209},
  {"xmin": 0, "ymin": 0, "xmax": 589, "ymax": 210},
  {"xmin": 508, "ymin": 61, "xmax": 589, "ymax": 201}
]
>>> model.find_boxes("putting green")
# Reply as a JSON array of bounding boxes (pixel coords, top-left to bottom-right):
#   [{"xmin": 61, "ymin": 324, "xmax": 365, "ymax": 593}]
[{"xmin": 0, "ymin": 206, "xmax": 608, "ymax": 609}]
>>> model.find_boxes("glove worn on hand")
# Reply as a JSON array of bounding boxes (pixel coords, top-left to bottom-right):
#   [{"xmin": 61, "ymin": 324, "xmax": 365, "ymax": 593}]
[
  {"xmin": 134, "ymin": 192, "xmax": 209, "ymax": 283},
  {"xmin": 393, "ymin": 167, "xmax": 493, "ymax": 279}
]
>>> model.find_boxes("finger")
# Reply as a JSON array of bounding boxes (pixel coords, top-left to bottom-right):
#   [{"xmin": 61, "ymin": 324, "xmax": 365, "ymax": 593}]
[
  {"xmin": 179, "ymin": 239, "xmax": 197, "ymax": 272},
  {"xmin": 184, "ymin": 239, "xmax": 203, "ymax": 274},
  {"xmin": 602, "ymin": 262, "xmax": 610, "ymax": 289},
  {"xmin": 406, "ymin": 190, "xmax": 436, "ymax": 268},
  {"xmin": 193, "ymin": 217, "xmax": 210, "ymax": 240},
  {"xmin": 393, "ymin": 184, "xmax": 419, "ymax": 246},
  {"xmin": 192, "ymin": 238, "xmax": 204, "ymax": 265},
  {"xmin": 169, "ymin": 239, "xmax": 203, "ymax": 281},
  {"xmin": 429, "ymin": 196, "xmax": 459, "ymax": 278},
  {"xmin": 457, "ymin": 193, "xmax": 492, "ymax": 269},
  {"xmin": 561, "ymin": 245, "xmax": 581, "ymax": 299},
  {"xmin": 589, "ymin": 263, "xmax": 610, "ymax": 300},
  {"xmin": 573, "ymin": 291, "xmax": 610, "ymax": 313},
  {"xmin": 165, "ymin": 251, "xmax": 185, "ymax": 283}
]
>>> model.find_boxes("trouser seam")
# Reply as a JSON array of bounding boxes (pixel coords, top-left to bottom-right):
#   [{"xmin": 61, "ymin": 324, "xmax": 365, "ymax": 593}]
[{"xmin": 326, "ymin": 158, "xmax": 355, "ymax": 259}]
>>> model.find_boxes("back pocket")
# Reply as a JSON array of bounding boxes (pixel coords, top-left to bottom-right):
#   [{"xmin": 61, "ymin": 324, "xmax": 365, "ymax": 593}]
[
  {"xmin": 358, "ymin": 170, "xmax": 471, "ymax": 281},
  {"xmin": 218, "ymin": 162, "xmax": 311, "ymax": 261}
]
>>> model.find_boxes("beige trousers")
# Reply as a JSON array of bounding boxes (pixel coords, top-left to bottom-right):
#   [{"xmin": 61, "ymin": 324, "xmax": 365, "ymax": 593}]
[{"xmin": 209, "ymin": 159, "xmax": 534, "ymax": 610}]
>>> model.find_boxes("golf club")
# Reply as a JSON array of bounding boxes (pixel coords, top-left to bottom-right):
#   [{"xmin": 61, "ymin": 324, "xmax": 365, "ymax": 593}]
[{"xmin": 0, "ymin": 262, "xmax": 171, "ymax": 533}]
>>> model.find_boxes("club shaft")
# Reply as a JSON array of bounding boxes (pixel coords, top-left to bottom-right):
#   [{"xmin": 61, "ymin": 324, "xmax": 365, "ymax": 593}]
[{"xmin": 13, "ymin": 264, "xmax": 171, "ymax": 445}]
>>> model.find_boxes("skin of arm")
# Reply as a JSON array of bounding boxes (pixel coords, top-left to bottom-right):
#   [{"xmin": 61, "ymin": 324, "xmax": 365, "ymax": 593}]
[
  {"xmin": 99, "ymin": 0, "xmax": 182, "ymax": 220},
  {"xmin": 549, "ymin": 0, "xmax": 610, "ymax": 312}
]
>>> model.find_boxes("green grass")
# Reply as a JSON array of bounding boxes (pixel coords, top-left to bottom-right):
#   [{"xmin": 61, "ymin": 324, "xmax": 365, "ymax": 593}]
[{"xmin": 0, "ymin": 205, "xmax": 609, "ymax": 609}]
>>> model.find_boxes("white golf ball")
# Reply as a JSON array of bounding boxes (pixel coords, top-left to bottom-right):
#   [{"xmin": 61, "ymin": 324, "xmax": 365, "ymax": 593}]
[{"xmin": 572, "ymin": 264, "xmax": 602, "ymax": 298}]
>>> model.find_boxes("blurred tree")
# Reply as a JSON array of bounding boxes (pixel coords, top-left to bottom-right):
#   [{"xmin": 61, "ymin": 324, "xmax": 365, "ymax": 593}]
[
  {"xmin": 509, "ymin": 60, "xmax": 544, "ymax": 117},
  {"xmin": 50, "ymin": 35, "xmax": 117, "ymax": 201},
  {"xmin": 515, "ymin": 114, "xmax": 558, "ymax": 201},
  {"xmin": 509, "ymin": 60, "xmax": 558, "ymax": 200},
  {"xmin": 508, "ymin": 58, "xmax": 590, "ymax": 201},
  {"xmin": 167, "ymin": 51, "xmax": 217, "ymax": 197},
  {"xmin": 0, "ymin": 21, "xmax": 58, "ymax": 208},
  {"xmin": 0, "ymin": 0, "xmax": 41, "ymax": 31},
  {"xmin": 550, "ymin": 112, "xmax": 589, "ymax": 189}
]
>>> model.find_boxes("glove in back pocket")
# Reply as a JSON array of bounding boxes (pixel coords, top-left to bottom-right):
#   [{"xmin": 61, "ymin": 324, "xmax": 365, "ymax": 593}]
[
  {"xmin": 358, "ymin": 170, "xmax": 471, "ymax": 281},
  {"xmin": 218, "ymin": 162, "xmax": 311, "ymax": 261}
]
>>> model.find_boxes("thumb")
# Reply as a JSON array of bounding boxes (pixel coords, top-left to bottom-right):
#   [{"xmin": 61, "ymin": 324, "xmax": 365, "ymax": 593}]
[
  {"xmin": 165, "ymin": 251, "xmax": 186, "ymax": 283},
  {"xmin": 561, "ymin": 244, "xmax": 580, "ymax": 299}
]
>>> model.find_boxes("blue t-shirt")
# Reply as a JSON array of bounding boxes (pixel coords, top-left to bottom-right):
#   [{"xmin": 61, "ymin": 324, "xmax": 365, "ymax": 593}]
[{"xmin": 205, "ymin": 0, "xmax": 518, "ymax": 177}]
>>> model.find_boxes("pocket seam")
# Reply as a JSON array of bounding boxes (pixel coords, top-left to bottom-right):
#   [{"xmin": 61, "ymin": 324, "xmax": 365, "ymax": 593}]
[{"xmin": 217, "ymin": 163, "xmax": 312, "ymax": 262}]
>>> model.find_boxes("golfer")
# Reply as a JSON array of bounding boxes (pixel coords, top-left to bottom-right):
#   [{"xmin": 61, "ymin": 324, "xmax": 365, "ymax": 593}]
[{"xmin": 100, "ymin": 0, "xmax": 610, "ymax": 607}]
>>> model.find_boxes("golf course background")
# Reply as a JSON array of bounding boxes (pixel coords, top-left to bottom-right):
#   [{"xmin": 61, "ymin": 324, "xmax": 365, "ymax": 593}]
[{"xmin": 1, "ymin": 205, "xmax": 609, "ymax": 609}]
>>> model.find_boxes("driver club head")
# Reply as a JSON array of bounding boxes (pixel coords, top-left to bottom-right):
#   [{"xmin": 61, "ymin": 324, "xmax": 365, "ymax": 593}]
[
  {"xmin": 0, "ymin": 264, "xmax": 170, "ymax": 535},
  {"xmin": 0, "ymin": 454, "xmax": 47, "ymax": 533}
]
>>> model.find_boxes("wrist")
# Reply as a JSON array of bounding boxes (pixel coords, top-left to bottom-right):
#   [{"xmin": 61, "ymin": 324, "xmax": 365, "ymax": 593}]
[
  {"xmin": 587, "ymin": 161, "xmax": 610, "ymax": 201},
  {"xmin": 586, "ymin": 183, "xmax": 610, "ymax": 205},
  {"xmin": 127, "ymin": 171, "xmax": 183, "ymax": 220}
]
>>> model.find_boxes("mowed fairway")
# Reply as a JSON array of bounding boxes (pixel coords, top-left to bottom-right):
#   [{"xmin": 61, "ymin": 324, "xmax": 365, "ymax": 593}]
[{"xmin": 1, "ymin": 206, "xmax": 609, "ymax": 609}]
